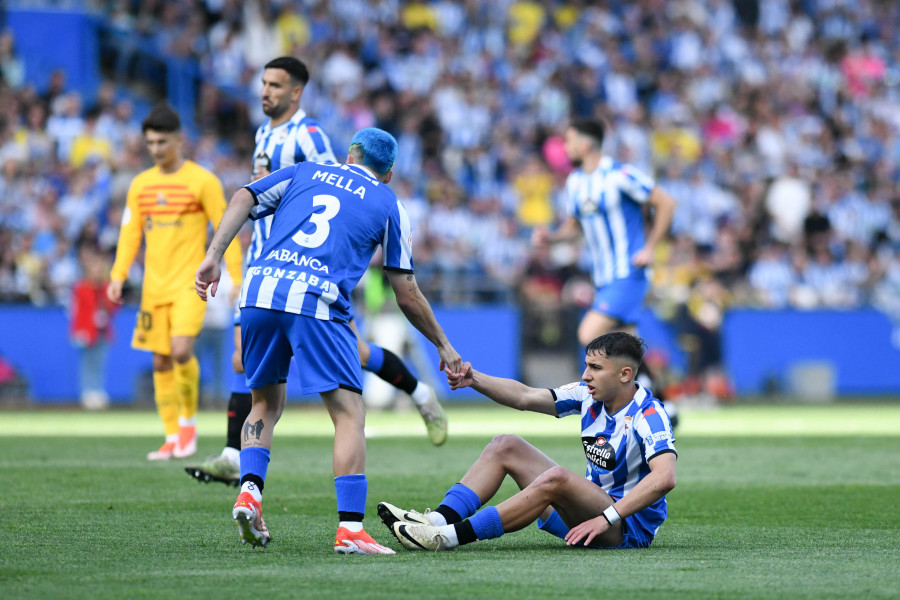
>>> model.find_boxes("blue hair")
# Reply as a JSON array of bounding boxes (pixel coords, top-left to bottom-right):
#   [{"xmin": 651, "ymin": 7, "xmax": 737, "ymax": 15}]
[{"xmin": 349, "ymin": 128, "xmax": 398, "ymax": 175}]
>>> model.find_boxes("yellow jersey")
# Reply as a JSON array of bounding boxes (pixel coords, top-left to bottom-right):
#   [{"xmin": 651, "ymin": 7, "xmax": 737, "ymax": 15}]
[{"xmin": 110, "ymin": 160, "xmax": 243, "ymax": 306}]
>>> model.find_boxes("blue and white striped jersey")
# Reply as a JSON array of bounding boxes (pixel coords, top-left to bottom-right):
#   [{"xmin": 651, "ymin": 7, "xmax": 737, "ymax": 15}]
[
  {"xmin": 565, "ymin": 156, "xmax": 655, "ymax": 287},
  {"xmin": 239, "ymin": 161, "xmax": 414, "ymax": 323},
  {"xmin": 553, "ymin": 381, "xmax": 676, "ymax": 534},
  {"xmin": 247, "ymin": 108, "xmax": 338, "ymax": 267}
]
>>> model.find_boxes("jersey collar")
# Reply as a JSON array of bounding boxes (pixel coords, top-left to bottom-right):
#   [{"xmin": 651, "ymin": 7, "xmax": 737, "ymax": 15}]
[
  {"xmin": 262, "ymin": 107, "xmax": 308, "ymax": 136},
  {"xmin": 346, "ymin": 163, "xmax": 379, "ymax": 180}
]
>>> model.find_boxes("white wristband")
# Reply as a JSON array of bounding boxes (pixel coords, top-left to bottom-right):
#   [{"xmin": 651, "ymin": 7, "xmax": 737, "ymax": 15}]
[{"xmin": 602, "ymin": 505, "xmax": 621, "ymax": 525}]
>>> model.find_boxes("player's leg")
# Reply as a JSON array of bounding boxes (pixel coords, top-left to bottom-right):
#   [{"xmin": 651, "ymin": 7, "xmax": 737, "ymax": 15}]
[
  {"xmin": 581, "ymin": 279, "xmax": 673, "ymax": 420},
  {"xmin": 148, "ymin": 351, "xmax": 179, "ymax": 460},
  {"xmin": 292, "ymin": 316, "xmax": 393, "ymax": 554},
  {"xmin": 320, "ymin": 386, "xmax": 394, "ymax": 555},
  {"xmin": 168, "ymin": 291, "xmax": 207, "ymax": 458},
  {"xmin": 232, "ymin": 382, "xmax": 284, "ymax": 547},
  {"xmin": 230, "ymin": 307, "xmax": 292, "ymax": 547},
  {"xmin": 576, "ymin": 309, "xmax": 622, "ymax": 347},
  {"xmin": 379, "ymin": 434, "xmax": 557, "ymax": 531},
  {"xmin": 391, "ymin": 465, "xmax": 623, "ymax": 551},
  {"xmin": 350, "ymin": 318, "xmax": 447, "ymax": 446},
  {"xmin": 170, "ymin": 334, "xmax": 199, "ymax": 458},
  {"xmin": 132, "ymin": 304, "xmax": 179, "ymax": 460},
  {"xmin": 185, "ymin": 323, "xmax": 246, "ymax": 485}
]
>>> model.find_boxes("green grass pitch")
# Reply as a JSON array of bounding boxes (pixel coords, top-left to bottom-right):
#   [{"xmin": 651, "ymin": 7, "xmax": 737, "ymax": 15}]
[{"xmin": 2, "ymin": 403, "xmax": 899, "ymax": 599}]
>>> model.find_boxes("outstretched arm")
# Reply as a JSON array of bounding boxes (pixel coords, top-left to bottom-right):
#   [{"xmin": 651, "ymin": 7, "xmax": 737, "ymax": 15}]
[
  {"xmin": 446, "ymin": 362, "xmax": 557, "ymax": 416},
  {"xmin": 195, "ymin": 188, "xmax": 255, "ymax": 301},
  {"xmin": 386, "ymin": 270, "xmax": 462, "ymax": 375}
]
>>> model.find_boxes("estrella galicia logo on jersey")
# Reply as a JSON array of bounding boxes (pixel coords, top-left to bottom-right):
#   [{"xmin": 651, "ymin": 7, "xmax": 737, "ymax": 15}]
[
  {"xmin": 143, "ymin": 215, "xmax": 153, "ymax": 231},
  {"xmin": 582, "ymin": 435, "xmax": 616, "ymax": 470}
]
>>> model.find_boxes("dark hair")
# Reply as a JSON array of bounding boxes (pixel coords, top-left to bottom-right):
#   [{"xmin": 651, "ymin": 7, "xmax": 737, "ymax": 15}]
[
  {"xmin": 585, "ymin": 332, "xmax": 645, "ymax": 367},
  {"xmin": 141, "ymin": 105, "xmax": 181, "ymax": 133},
  {"xmin": 264, "ymin": 56, "xmax": 310, "ymax": 86},
  {"xmin": 569, "ymin": 118, "xmax": 605, "ymax": 148}
]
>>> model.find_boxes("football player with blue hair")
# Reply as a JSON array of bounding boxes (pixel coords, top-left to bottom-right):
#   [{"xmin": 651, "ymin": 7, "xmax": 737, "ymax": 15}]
[
  {"xmin": 195, "ymin": 127, "xmax": 463, "ymax": 554},
  {"xmin": 187, "ymin": 60, "xmax": 449, "ymax": 491}
]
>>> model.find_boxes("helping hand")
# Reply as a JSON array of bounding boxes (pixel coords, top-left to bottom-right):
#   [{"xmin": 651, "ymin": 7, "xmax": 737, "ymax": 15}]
[
  {"xmin": 194, "ymin": 258, "xmax": 221, "ymax": 302},
  {"xmin": 437, "ymin": 344, "xmax": 463, "ymax": 377},
  {"xmin": 444, "ymin": 362, "xmax": 473, "ymax": 390}
]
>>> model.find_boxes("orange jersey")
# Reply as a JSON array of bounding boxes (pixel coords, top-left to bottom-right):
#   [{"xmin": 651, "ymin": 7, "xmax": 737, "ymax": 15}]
[{"xmin": 110, "ymin": 160, "xmax": 243, "ymax": 306}]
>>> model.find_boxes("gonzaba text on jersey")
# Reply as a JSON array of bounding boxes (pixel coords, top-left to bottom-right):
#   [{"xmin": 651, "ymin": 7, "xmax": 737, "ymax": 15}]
[{"xmin": 239, "ymin": 162, "xmax": 413, "ymax": 323}]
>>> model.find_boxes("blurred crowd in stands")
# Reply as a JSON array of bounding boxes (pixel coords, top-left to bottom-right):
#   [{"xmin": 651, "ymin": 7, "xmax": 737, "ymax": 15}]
[{"xmin": 1, "ymin": 0, "xmax": 900, "ymax": 388}]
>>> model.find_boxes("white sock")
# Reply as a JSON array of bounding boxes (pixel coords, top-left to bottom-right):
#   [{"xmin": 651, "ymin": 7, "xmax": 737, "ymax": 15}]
[
  {"xmin": 240, "ymin": 481, "xmax": 262, "ymax": 503},
  {"xmin": 426, "ymin": 512, "xmax": 448, "ymax": 526},
  {"xmin": 178, "ymin": 416, "xmax": 196, "ymax": 427},
  {"xmin": 221, "ymin": 446, "xmax": 240, "ymax": 465},
  {"xmin": 339, "ymin": 521, "xmax": 363, "ymax": 532},
  {"xmin": 437, "ymin": 524, "xmax": 459, "ymax": 548},
  {"xmin": 411, "ymin": 382, "xmax": 433, "ymax": 406},
  {"xmin": 165, "ymin": 433, "xmax": 179, "ymax": 444}
]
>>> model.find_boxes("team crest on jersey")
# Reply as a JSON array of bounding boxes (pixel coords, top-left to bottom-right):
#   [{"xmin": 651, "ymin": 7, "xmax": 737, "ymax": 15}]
[
  {"xmin": 624, "ymin": 416, "xmax": 632, "ymax": 431},
  {"xmin": 582, "ymin": 435, "xmax": 616, "ymax": 470},
  {"xmin": 156, "ymin": 193, "xmax": 167, "ymax": 205},
  {"xmin": 579, "ymin": 196, "xmax": 598, "ymax": 215},
  {"xmin": 274, "ymin": 130, "xmax": 288, "ymax": 144}
]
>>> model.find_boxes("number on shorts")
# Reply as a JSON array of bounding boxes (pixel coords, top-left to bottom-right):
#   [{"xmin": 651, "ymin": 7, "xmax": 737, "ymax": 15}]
[
  {"xmin": 138, "ymin": 311, "xmax": 153, "ymax": 331},
  {"xmin": 292, "ymin": 194, "xmax": 340, "ymax": 248}
]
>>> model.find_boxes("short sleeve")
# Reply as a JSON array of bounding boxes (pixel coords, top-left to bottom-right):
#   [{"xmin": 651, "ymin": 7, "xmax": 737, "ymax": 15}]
[
  {"xmin": 551, "ymin": 381, "xmax": 590, "ymax": 418},
  {"xmin": 634, "ymin": 402, "xmax": 677, "ymax": 460},
  {"xmin": 245, "ymin": 164, "xmax": 299, "ymax": 220},
  {"xmin": 619, "ymin": 163, "xmax": 655, "ymax": 204},
  {"xmin": 382, "ymin": 199, "xmax": 414, "ymax": 272}
]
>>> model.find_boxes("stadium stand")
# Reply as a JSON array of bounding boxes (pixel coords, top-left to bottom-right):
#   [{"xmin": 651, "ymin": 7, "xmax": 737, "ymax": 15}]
[{"xmin": 1, "ymin": 0, "xmax": 899, "ymax": 398}]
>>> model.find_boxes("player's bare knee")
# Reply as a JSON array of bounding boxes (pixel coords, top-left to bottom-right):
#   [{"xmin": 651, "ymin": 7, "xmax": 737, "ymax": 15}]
[
  {"xmin": 153, "ymin": 354, "xmax": 173, "ymax": 372},
  {"xmin": 532, "ymin": 466, "xmax": 574, "ymax": 498},
  {"xmin": 483, "ymin": 434, "xmax": 528, "ymax": 461},
  {"xmin": 171, "ymin": 349, "xmax": 193, "ymax": 364}
]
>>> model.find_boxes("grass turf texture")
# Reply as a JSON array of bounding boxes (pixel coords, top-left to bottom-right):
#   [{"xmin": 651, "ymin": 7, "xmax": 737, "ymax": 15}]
[{"xmin": 2, "ymin": 404, "xmax": 899, "ymax": 599}]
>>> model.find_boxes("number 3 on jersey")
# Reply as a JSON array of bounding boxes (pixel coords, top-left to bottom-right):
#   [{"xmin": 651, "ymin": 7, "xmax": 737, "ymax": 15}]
[{"xmin": 292, "ymin": 194, "xmax": 340, "ymax": 248}]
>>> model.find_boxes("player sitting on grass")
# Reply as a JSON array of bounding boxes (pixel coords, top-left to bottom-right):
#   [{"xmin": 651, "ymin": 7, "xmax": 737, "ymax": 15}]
[{"xmin": 379, "ymin": 332, "xmax": 677, "ymax": 551}]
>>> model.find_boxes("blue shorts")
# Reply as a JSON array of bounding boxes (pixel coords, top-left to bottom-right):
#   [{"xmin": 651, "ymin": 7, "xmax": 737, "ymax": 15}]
[
  {"xmin": 240, "ymin": 307, "xmax": 362, "ymax": 395},
  {"xmin": 536, "ymin": 509, "xmax": 655, "ymax": 549},
  {"xmin": 590, "ymin": 278, "xmax": 649, "ymax": 325}
]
